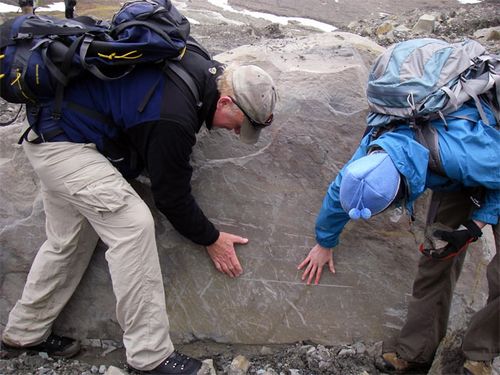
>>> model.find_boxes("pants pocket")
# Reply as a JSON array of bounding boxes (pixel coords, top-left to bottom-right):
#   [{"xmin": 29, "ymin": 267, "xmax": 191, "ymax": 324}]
[{"xmin": 65, "ymin": 173, "xmax": 136, "ymax": 214}]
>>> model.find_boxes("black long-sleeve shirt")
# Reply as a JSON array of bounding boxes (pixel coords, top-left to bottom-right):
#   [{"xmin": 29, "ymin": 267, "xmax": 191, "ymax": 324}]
[{"xmin": 125, "ymin": 50, "xmax": 223, "ymax": 246}]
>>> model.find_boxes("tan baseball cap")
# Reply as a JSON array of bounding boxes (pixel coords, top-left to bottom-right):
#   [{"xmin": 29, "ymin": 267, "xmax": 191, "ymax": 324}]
[{"xmin": 231, "ymin": 65, "xmax": 277, "ymax": 144}]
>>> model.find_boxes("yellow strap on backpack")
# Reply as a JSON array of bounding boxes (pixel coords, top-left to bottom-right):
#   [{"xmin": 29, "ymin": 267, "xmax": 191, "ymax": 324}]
[
  {"xmin": 97, "ymin": 50, "xmax": 143, "ymax": 60},
  {"xmin": 11, "ymin": 71, "xmax": 21, "ymax": 86},
  {"xmin": 0, "ymin": 54, "xmax": 4, "ymax": 78}
]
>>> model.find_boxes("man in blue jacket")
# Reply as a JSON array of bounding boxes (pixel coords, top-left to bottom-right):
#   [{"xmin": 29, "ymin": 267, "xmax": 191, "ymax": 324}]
[
  {"xmin": 298, "ymin": 100, "xmax": 499, "ymax": 375},
  {"xmin": 1, "ymin": 42, "xmax": 277, "ymax": 375},
  {"xmin": 18, "ymin": 0, "xmax": 33, "ymax": 14},
  {"xmin": 18, "ymin": 0, "xmax": 76, "ymax": 17}
]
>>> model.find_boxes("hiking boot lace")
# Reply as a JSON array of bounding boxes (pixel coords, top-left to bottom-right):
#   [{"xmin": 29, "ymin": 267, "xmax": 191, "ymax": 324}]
[
  {"xmin": 47, "ymin": 337, "xmax": 61, "ymax": 346},
  {"xmin": 164, "ymin": 351, "xmax": 193, "ymax": 370}
]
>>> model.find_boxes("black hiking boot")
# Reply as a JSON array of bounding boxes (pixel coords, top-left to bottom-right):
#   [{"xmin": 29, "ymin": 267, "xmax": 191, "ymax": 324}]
[
  {"xmin": 375, "ymin": 352, "xmax": 432, "ymax": 374},
  {"xmin": 1, "ymin": 334, "xmax": 80, "ymax": 359},
  {"xmin": 132, "ymin": 350, "xmax": 202, "ymax": 375}
]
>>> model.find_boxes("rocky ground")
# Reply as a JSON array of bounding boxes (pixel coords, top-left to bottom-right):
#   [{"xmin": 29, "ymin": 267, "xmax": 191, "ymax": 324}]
[
  {"xmin": 0, "ymin": 0, "xmax": 499, "ymax": 374},
  {"xmin": 340, "ymin": 0, "xmax": 500, "ymax": 54}
]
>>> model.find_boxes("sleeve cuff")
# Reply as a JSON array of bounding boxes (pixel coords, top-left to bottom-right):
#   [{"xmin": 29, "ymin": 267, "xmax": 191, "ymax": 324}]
[
  {"xmin": 198, "ymin": 228, "xmax": 220, "ymax": 247},
  {"xmin": 472, "ymin": 212, "xmax": 499, "ymax": 226}
]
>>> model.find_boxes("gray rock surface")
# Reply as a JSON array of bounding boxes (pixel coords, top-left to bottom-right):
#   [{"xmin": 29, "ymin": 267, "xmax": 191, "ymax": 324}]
[{"xmin": 0, "ymin": 31, "xmax": 489, "ymax": 349}]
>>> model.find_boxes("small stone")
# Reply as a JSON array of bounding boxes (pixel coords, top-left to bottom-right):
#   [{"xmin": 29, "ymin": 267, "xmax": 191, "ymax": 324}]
[
  {"xmin": 366, "ymin": 341, "xmax": 383, "ymax": 358},
  {"xmin": 260, "ymin": 346, "xmax": 273, "ymax": 355},
  {"xmin": 299, "ymin": 345, "xmax": 314, "ymax": 355},
  {"xmin": 360, "ymin": 27, "xmax": 372, "ymax": 37},
  {"xmin": 473, "ymin": 26, "xmax": 500, "ymax": 40},
  {"xmin": 487, "ymin": 30, "xmax": 500, "ymax": 41},
  {"xmin": 228, "ymin": 355, "xmax": 250, "ymax": 375},
  {"xmin": 101, "ymin": 340, "xmax": 122, "ymax": 349},
  {"xmin": 394, "ymin": 25, "xmax": 411, "ymax": 33},
  {"xmin": 199, "ymin": 359, "xmax": 217, "ymax": 375},
  {"xmin": 492, "ymin": 356, "xmax": 500, "ymax": 373},
  {"xmin": 347, "ymin": 21, "xmax": 358, "ymax": 30},
  {"xmin": 85, "ymin": 339, "xmax": 102, "ymax": 348},
  {"xmin": 376, "ymin": 21, "xmax": 394, "ymax": 36},
  {"xmin": 104, "ymin": 366, "xmax": 128, "ymax": 375},
  {"xmin": 38, "ymin": 352, "xmax": 49, "ymax": 359},
  {"xmin": 289, "ymin": 370, "xmax": 301, "ymax": 375},
  {"xmin": 99, "ymin": 364, "xmax": 107, "ymax": 373},
  {"xmin": 413, "ymin": 14, "xmax": 437, "ymax": 34},
  {"xmin": 338, "ymin": 347, "xmax": 356, "ymax": 356},
  {"xmin": 91, "ymin": 365, "xmax": 99, "ymax": 373},
  {"xmin": 319, "ymin": 360, "xmax": 331, "ymax": 369},
  {"xmin": 101, "ymin": 345, "xmax": 118, "ymax": 357},
  {"xmin": 353, "ymin": 342, "xmax": 366, "ymax": 354}
]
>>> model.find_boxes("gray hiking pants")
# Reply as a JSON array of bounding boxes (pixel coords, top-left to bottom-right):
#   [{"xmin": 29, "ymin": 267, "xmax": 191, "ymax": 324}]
[
  {"xmin": 385, "ymin": 189, "xmax": 500, "ymax": 363},
  {"xmin": 2, "ymin": 140, "xmax": 174, "ymax": 370}
]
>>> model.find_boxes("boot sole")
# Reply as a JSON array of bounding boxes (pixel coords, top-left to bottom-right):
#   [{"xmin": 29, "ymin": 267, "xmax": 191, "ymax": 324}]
[
  {"xmin": 1, "ymin": 340, "xmax": 81, "ymax": 359},
  {"xmin": 376, "ymin": 364, "xmax": 431, "ymax": 374}
]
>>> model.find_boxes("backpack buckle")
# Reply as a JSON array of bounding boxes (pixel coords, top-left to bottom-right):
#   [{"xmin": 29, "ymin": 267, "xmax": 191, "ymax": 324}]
[
  {"xmin": 471, "ymin": 56, "xmax": 482, "ymax": 68},
  {"xmin": 13, "ymin": 32, "xmax": 33, "ymax": 40}
]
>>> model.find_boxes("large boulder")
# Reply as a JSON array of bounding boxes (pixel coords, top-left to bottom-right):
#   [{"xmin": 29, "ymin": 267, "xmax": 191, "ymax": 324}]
[{"xmin": 0, "ymin": 32, "xmax": 489, "ymax": 346}]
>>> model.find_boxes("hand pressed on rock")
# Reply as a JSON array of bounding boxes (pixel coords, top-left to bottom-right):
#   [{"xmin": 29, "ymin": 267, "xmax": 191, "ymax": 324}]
[
  {"xmin": 297, "ymin": 243, "xmax": 335, "ymax": 285},
  {"xmin": 206, "ymin": 232, "xmax": 248, "ymax": 277}
]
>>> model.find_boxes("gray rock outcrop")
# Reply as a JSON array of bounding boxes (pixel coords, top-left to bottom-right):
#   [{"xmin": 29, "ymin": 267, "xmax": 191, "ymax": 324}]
[{"xmin": 0, "ymin": 32, "xmax": 489, "ymax": 346}]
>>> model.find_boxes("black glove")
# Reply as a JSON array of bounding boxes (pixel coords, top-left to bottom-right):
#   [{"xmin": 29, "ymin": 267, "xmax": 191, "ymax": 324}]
[{"xmin": 419, "ymin": 220, "xmax": 482, "ymax": 260}]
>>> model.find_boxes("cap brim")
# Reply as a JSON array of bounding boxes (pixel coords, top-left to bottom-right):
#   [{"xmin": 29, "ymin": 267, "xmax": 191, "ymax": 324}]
[{"xmin": 239, "ymin": 118, "xmax": 262, "ymax": 144}]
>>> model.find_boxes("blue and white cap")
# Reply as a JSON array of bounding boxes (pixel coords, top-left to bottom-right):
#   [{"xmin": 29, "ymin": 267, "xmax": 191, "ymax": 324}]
[{"xmin": 339, "ymin": 152, "xmax": 401, "ymax": 220}]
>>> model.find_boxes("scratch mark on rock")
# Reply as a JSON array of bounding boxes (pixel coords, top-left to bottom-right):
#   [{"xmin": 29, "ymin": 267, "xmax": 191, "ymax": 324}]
[
  {"xmin": 286, "ymin": 298, "xmax": 306, "ymax": 325},
  {"xmin": 199, "ymin": 278, "xmax": 213, "ymax": 298},
  {"xmin": 239, "ymin": 277, "xmax": 353, "ymax": 288}
]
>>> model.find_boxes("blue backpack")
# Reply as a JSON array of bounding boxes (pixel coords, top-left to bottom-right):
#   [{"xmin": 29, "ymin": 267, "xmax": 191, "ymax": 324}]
[
  {"xmin": 365, "ymin": 38, "xmax": 500, "ymax": 174},
  {"xmin": 0, "ymin": 0, "xmax": 191, "ymax": 108}
]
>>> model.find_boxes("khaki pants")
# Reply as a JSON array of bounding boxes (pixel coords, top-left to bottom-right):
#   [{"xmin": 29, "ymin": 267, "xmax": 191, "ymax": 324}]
[
  {"xmin": 2, "ymin": 141, "xmax": 174, "ymax": 370},
  {"xmin": 385, "ymin": 190, "xmax": 500, "ymax": 363}
]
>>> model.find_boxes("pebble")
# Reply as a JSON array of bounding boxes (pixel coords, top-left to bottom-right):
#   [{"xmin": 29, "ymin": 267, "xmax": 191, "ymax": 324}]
[
  {"xmin": 338, "ymin": 347, "xmax": 356, "ymax": 356},
  {"xmin": 104, "ymin": 366, "xmax": 128, "ymax": 375},
  {"xmin": 228, "ymin": 354, "xmax": 250, "ymax": 375},
  {"xmin": 38, "ymin": 352, "xmax": 49, "ymax": 360},
  {"xmin": 260, "ymin": 346, "xmax": 273, "ymax": 355},
  {"xmin": 199, "ymin": 359, "xmax": 217, "ymax": 375}
]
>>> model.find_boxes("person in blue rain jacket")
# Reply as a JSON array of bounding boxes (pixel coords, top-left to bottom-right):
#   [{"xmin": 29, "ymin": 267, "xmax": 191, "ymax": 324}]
[{"xmin": 298, "ymin": 99, "xmax": 499, "ymax": 375}]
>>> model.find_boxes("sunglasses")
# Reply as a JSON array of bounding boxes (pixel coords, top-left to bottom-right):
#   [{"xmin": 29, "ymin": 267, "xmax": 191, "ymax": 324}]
[{"xmin": 229, "ymin": 96, "xmax": 274, "ymax": 129}]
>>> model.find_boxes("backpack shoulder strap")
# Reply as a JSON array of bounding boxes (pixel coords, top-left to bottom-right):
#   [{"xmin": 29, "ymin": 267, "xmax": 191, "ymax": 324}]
[
  {"xmin": 164, "ymin": 62, "xmax": 202, "ymax": 108},
  {"xmin": 413, "ymin": 120, "xmax": 445, "ymax": 176},
  {"xmin": 136, "ymin": 61, "xmax": 202, "ymax": 113}
]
